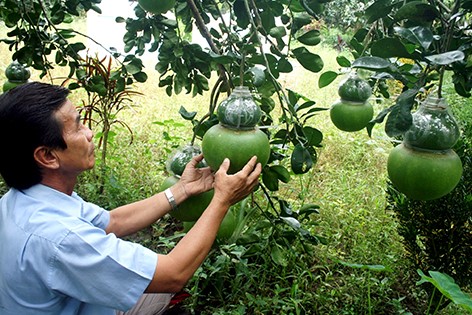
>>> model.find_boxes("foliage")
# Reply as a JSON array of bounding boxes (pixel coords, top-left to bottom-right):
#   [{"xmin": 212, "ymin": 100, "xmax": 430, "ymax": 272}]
[
  {"xmin": 169, "ymin": 198, "xmax": 326, "ymax": 314},
  {"xmin": 0, "ymin": 0, "xmax": 331, "ymax": 243},
  {"xmin": 118, "ymin": 0, "xmax": 327, "ymax": 179},
  {"xmin": 417, "ymin": 270, "xmax": 472, "ymax": 314}
]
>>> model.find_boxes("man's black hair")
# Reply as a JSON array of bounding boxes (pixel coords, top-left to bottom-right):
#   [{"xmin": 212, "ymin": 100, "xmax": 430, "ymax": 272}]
[{"xmin": 0, "ymin": 82, "xmax": 70, "ymax": 190}]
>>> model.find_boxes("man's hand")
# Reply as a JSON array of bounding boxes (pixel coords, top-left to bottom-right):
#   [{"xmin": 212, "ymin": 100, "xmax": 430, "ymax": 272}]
[
  {"xmin": 212, "ymin": 156, "xmax": 262, "ymax": 208},
  {"xmin": 178, "ymin": 154, "xmax": 214, "ymax": 198}
]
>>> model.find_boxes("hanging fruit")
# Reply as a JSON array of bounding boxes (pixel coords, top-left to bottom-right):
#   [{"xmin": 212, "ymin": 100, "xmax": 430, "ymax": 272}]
[
  {"xmin": 3, "ymin": 61, "xmax": 31, "ymax": 92},
  {"xmin": 202, "ymin": 86, "xmax": 270, "ymax": 174},
  {"xmin": 387, "ymin": 94, "xmax": 463, "ymax": 200},
  {"xmin": 330, "ymin": 73, "xmax": 373, "ymax": 132},
  {"xmin": 166, "ymin": 144, "xmax": 207, "ymax": 177},
  {"xmin": 403, "ymin": 96, "xmax": 460, "ymax": 151},
  {"xmin": 160, "ymin": 144, "xmax": 212, "ymax": 222}
]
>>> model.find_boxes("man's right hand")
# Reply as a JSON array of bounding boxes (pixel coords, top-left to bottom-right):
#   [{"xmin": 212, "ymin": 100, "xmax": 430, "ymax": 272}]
[{"xmin": 212, "ymin": 156, "xmax": 262, "ymax": 209}]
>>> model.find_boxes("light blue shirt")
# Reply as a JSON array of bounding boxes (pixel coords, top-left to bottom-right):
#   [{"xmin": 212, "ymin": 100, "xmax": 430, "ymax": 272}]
[{"xmin": 0, "ymin": 184, "xmax": 158, "ymax": 314}]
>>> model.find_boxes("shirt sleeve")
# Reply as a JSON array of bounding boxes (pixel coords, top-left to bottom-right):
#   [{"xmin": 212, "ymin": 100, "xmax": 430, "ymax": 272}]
[
  {"xmin": 72, "ymin": 192, "xmax": 110, "ymax": 230},
  {"xmin": 48, "ymin": 222, "xmax": 158, "ymax": 311}
]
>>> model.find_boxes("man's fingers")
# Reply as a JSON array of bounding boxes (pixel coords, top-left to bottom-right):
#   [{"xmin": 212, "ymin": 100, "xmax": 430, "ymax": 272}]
[
  {"xmin": 218, "ymin": 158, "xmax": 230, "ymax": 174},
  {"xmin": 183, "ymin": 154, "xmax": 203, "ymax": 170},
  {"xmin": 240, "ymin": 156, "xmax": 258, "ymax": 174}
]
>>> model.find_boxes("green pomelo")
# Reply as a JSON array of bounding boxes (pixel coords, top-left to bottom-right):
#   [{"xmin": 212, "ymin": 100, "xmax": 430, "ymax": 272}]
[
  {"xmin": 5, "ymin": 61, "xmax": 30, "ymax": 81},
  {"xmin": 387, "ymin": 144, "xmax": 463, "ymax": 201},
  {"xmin": 403, "ymin": 104, "xmax": 460, "ymax": 151},
  {"xmin": 202, "ymin": 124, "xmax": 270, "ymax": 174},
  {"xmin": 182, "ymin": 209, "xmax": 238, "ymax": 241},
  {"xmin": 2, "ymin": 80, "xmax": 25, "ymax": 92},
  {"xmin": 167, "ymin": 145, "xmax": 206, "ymax": 176},
  {"xmin": 338, "ymin": 75, "xmax": 372, "ymax": 102},
  {"xmin": 330, "ymin": 99, "xmax": 374, "ymax": 132},
  {"xmin": 217, "ymin": 86, "xmax": 261, "ymax": 129},
  {"xmin": 159, "ymin": 176, "xmax": 214, "ymax": 222},
  {"xmin": 137, "ymin": 0, "xmax": 176, "ymax": 14}
]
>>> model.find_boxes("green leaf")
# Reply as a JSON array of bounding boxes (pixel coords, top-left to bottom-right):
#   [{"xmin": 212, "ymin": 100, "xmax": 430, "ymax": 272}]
[
  {"xmin": 270, "ymin": 165, "xmax": 291, "ymax": 183},
  {"xmin": 385, "ymin": 89, "xmax": 418, "ymax": 137},
  {"xmin": 133, "ymin": 71, "xmax": 148, "ymax": 83},
  {"xmin": 352, "ymin": 56, "xmax": 393, "ymax": 71},
  {"xmin": 234, "ymin": 0, "xmax": 250, "ymax": 29},
  {"xmin": 90, "ymin": 4, "xmax": 102, "ymax": 14},
  {"xmin": 262, "ymin": 167, "xmax": 279, "ymax": 191},
  {"xmin": 319, "ymin": 71, "xmax": 338, "ymax": 88},
  {"xmin": 425, "ymin": 50, "xmax": 465, "ymax": 65},
  {"xmin": 300, "ymin": 0, "xmax": 323, "ymax": 17},
  {"xmin": 292, "ymin": 47, "xmax": 324, "ymax": 73},
  {"xmin": 297, "ymin": 29, "xmax": 321, "ymax": 46},
  {"xmin": 336, "ymin": 55, "xmax": 351, "ymax": 68},
  {"xmin": 50, "ymin": 10, "xmax": 65, "ymax": 25},
  {"xmin": 269, "ymin": 26, "xmax": 286, "ymax": 38},
  {"xmin": 270, "ymin": 244, "xmax": 288, "ymax": 266},
  {"xmin": 303, "ymin": 126, "xmax": 323, "ymax": 147},
  {"xmin": 394, "ymin": 1, "xmax": 439, "ymax": 25},
  {"xmin": 371, "ymin": 38, "xmax": 415, "ymax": 59},
  {"xmin": 290, "ymin": 144, "xmax": 313, "ymax": 174},
  {"xmin": 208, "ymin": 51, "xmax": 234, "ymax": 64},
  {"xmin": 365, "ymin": 0, "xmax": 394, "ymax": 23},
  {"xmin": 338, "ymin": 260, "xmax": 392, "ymax": 272},
  {"xmin": 298, "ymin": 203, "xmax": 320, "ymax": 216},
  {"xmin": 179, "ymin": 106, "xmax": 197, "ymax": 121},
  {"xmin": 277, "ymin": 58, "xmax": 293, "ymax": 73},
  {"xmin": 280, "ymin": 216, "xmax": 301, "ymax": 230},
  {"xmin": 417, "ymin": 270, "xmax": 472, "ymax": 312},
  {"xmin": 394, "ymin": 26, "xmax": 433, "ymax": 50},
  {"xmin": 125, "ymin": 63, "xmax": 141, "ymax": 75}
]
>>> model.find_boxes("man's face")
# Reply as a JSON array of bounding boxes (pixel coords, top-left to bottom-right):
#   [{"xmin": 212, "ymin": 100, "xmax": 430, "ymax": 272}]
[{"xmin": 54, "ymin": 99, "xmax": 95, "ymax": 176}]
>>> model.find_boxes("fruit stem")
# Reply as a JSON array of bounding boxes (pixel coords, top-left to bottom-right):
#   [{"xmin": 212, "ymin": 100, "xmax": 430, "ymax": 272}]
[{"xmin": 239, "ymin": 54, "xmax": 245, "ymax": 86}]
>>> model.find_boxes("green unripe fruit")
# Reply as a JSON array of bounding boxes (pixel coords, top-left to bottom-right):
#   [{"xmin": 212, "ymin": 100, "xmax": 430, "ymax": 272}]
[
  {"xmin": 387, "ymin": 144, "xmax": 462, "ymax": 200},
  {"xmin": 166, "ymin": 145, "xmax": 206, "ymax": 176},
  {"xmin": 2, "ymin": 80, "xmax": 25, "ymax": 92},
  {"xmin": 202, "ymin": 124, "xmax": 270, "ymax": 174},
  {"xmin": 217, "ymin": 86, "xmax": 262, "ymax": 129},
  {"xmin": 330, "ymin": 99, "xmax": 374, "ymax": 132},
  {"xmin": 5, "ymin": 61, "xmax": 30, "ymax": 82},
  {"xmin": 182, "ymin": 209, "xmax": 238, "ymax": 241},
  {"xmin": 338, "ymin": 75, "xmax": 372, "ymax": 102}
]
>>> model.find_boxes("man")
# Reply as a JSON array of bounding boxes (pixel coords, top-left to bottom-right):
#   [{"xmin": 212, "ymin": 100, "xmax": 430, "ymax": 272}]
[{"xmin": 0, "ymin": 82, "xmax": 262, "ymax": 314}]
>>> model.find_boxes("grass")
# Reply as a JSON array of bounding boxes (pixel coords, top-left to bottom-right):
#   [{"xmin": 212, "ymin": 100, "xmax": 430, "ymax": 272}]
[{"xmin": 1, "ymin": 19, "xmax": 471, "ymax": 315}]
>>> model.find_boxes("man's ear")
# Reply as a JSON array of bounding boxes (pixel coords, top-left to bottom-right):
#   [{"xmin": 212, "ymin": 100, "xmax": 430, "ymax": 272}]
[{"xmin": 34, "ymin": 146, "xmax": 60, "ymax": 170}]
